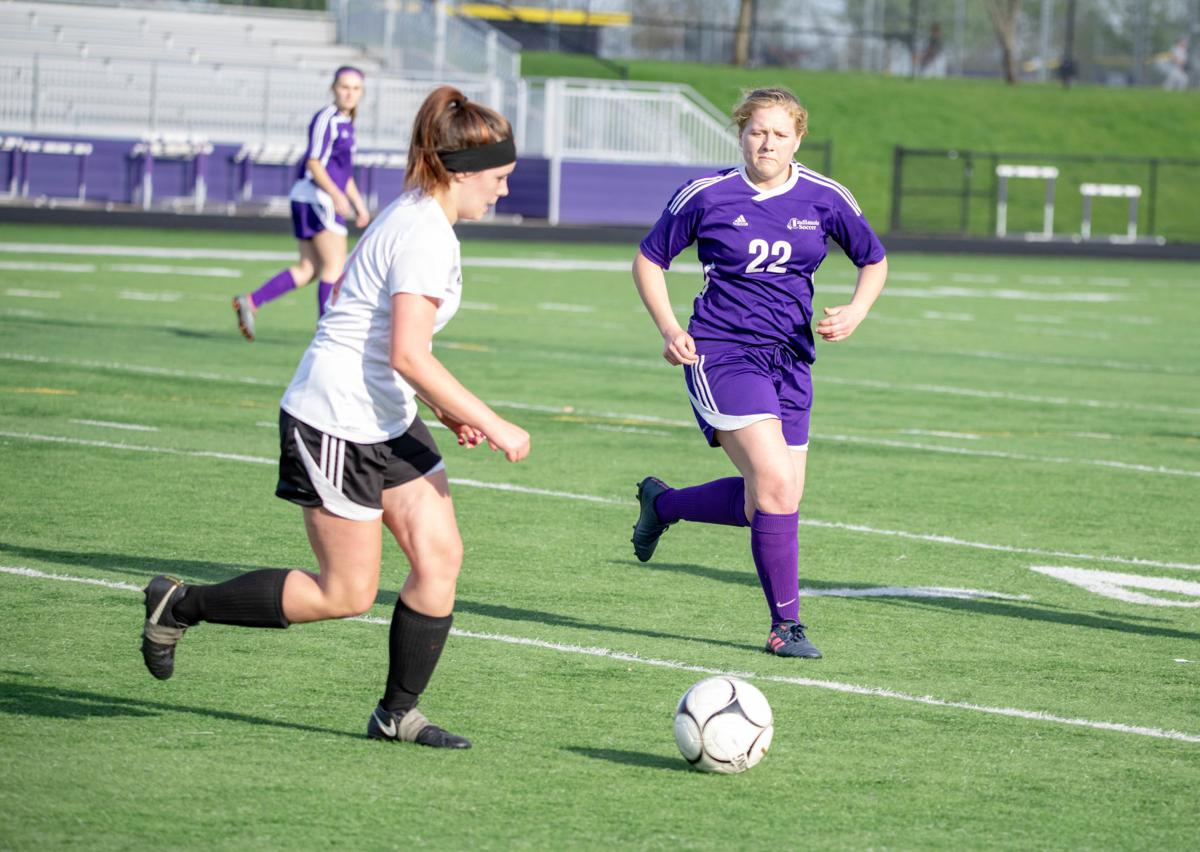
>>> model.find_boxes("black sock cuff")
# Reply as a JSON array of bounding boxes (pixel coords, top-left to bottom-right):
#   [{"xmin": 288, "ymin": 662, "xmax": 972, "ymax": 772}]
[{"xmin": 398, "ymin": 597, "xmax": 453, "ymax": 627}]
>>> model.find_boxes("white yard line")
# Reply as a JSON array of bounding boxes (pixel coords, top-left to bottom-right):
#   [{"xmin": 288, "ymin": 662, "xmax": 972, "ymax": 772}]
[
  {"xmin": 822, "ymin": 376, "xmax": 1200, "ymax": 417},
  {"xmin": 5, "ymin": 289, "xmax": 60, "ymax": 299},
  {"xmin": 0, "ymin": 260, "xmax": 96, "ymax": 273},
  {"xmin": 881, "ymin": 346, "xmax": 1191, "ymax": 376},
  {"xmin": 108, "ymin": 264, "xmax": 243, "ymax": 278},
  {"xmin": 70, "ymin": 419, "xmax": 159, "ymax": 432},
  {"xmin": 824, "ymin": 433, "xmax": 1200, "ymax": 478},
  {"xmin": 1, "ymin": 352, "xmax": 1192, "ymax": 478},
  {"xmin": 1, "ymin": 564, "xmax": 1194, "ymax": 744},
  {"xmin": 1, "ymin": 429, "xmax": 1197, "ymax": 572}
]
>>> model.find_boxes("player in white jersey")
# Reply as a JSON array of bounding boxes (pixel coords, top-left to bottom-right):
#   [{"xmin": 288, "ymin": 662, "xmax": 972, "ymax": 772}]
[{"xmin": 141, "ymin": 87, "xmax": 529, "ymax": 749}]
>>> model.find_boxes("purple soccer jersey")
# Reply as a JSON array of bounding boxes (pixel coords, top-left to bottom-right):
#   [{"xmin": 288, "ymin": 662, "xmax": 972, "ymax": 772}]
[
  {"xmin": 296, "ymin": 104, "xmax": 356, "ymax": 191},
  {"xmin": 640, "ymin": 162, "xmax": 886, "ymax": 363}
]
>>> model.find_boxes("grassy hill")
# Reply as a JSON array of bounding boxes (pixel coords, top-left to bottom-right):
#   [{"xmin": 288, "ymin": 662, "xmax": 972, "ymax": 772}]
[{"xmin": 522, "ymin": 52, "xmax": 1200, "ymax": 241}]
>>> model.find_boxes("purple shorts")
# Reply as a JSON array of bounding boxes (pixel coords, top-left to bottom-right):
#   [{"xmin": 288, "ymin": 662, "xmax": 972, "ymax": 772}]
[
  {"xmin": 291, "ymin": 199, "xmax": 346, "ymax": 240},
  {"xmin": 683, "ymin": 344, "xmax": 812, "ymax": 449}
]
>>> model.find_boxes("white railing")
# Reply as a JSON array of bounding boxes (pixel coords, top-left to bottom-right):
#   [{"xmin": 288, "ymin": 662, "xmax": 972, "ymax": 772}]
[{"xmin": 526, "ymin": 77, "xmax": 739, "ymax": 164}]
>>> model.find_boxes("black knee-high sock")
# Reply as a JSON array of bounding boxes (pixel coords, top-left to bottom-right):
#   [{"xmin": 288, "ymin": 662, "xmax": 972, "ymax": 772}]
[
  {"xmin": 381, "ymin": 598, "xmax": 453, "ymax": 714},
  {"xmin": 172, "ymin": 569, "xmax": 290, "ymax": 628}
]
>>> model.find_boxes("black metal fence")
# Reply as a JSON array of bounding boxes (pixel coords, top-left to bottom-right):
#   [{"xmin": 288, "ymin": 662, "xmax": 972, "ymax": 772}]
[{"xmin": 890, "ymin": 146, "xmax": 1200, "ymax": 244}]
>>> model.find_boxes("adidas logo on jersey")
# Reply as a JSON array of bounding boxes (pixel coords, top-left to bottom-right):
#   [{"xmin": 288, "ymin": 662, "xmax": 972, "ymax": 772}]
[{"xmin": 732, "ymin": 214, "xmax": 749, "ymax": 227}]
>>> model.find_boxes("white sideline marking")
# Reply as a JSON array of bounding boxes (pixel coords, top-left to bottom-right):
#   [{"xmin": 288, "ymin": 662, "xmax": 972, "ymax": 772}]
[
  {"xmin": 586, "ymin": 424, "xmax": 676, "ymax": 437},
  {"xmin": 119, "ymin": 290, "xmax": 183, "ymax": 303},
  {"xmin": 824, "ymin": 433, "xmax": 1200, "ymax": 478},
  {"xmin": 899, "ymin": 429, "xmax": 982, "ymax": 440},
  {"xmin": 0, "ymin": 261, "xmax": 96, "ymax": 273},
  {"xmin": 3, "ymin": 308, "xmax": 46, "ymax": 319},
  {"xmin": 883, "ymin": 346, "xmax": 1191, "ymax": 377},
  {"xmin": 108, "ymin": 264, "xmax": 242, "ymax": 278},
  {"xmin": 1015, "ymin": 314, "xmax": 1066, "ymax": 325},
  {"xmin": 0, "ymin": 354, "xmax": 1191, "ymax": 478},
  {"xmin": 5, "ymin": 289, "xmax": 60, "ymax": 299},
  {"xmin": 883, "ymin": 286, "xmax": 1126, "ymax": 303},
  {"xmin": 951, "ymin": 273, "xmax": 999, "ymax": 284},
  {"xmin": 537, "ymin": 302, "xmax": 595, "ymax": 313},
  {"xmin": 70, "ymin": 419, "xmax": 159, "ymax": 432},
  {"xmin": 1, "ymin": 564, "xmax": 1194, "ymax": 744},
  {"xmin": 1020, "ymin": 275, "xmax": 1066, "ymax": 285},
  {"xmin": 0, "ymin": 242, "xmax": 296, "ymax": 262},
  {"xmin": 0, "ymin": 353, "xmax": 280, "ymax": 387},
  {"xmin": 921, "ymin": 310, "xmax": 974, "ymax": 322},
  {"xmin": 822, "ymin": 376, "xmax": 1200, "ymax": 417},
  {"xmin": 800, "ymin": 585, "xmax": 1029, "ymax": 601},
  {"xmin": 1, "ymin": 429, "xmax": 1197, "ymax": 573},
  {"xmin": 1031, "ymin": 567, "xmax": 1200, "ymax": 608},
  {"xmin": 0, "ymin": 243, "xmax": 708, "ymax": 275},
  {"xmin": 460, "ymin": 301, "xmax": 498, "ymax": 311}
]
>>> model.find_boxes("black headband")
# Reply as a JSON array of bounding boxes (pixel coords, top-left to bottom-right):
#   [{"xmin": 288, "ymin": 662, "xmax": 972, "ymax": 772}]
[{"xmin": 437, "ymin": 137, "xmax": 517, "ymax": 173}]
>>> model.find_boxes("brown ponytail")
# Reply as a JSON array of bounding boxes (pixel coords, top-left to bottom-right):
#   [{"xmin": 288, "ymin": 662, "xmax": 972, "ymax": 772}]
[{"xmin": 405, "ymin": 86, "xmax": 513, "ymax": 194}]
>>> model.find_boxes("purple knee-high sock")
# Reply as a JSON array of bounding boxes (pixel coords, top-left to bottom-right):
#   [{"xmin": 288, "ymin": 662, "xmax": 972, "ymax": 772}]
[
  {"xmin": 654, "ymin": 477, "xmax": 749, "ymax": 527},
  {"xmin": 249, "ymin": 268, "xmax": 298, "ymax": 309},
  {"xmin": 317, "ymin": 280, "xmax": 334, "ymax": 317},
  {"xmin": 750, "ymin": 510, "xmax": 801, "ymax": 626}
]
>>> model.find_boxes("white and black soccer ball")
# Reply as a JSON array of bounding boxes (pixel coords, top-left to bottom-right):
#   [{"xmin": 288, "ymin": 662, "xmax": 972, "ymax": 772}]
[{"xmin": 673, "ymin": 676, "xmax": 773, "ymax": 774}]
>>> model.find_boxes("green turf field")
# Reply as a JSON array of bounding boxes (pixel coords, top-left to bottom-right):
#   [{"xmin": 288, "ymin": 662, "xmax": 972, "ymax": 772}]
[{"xmin": 1, "ymin": 223, "xmax": 1198, "ymax": 849}]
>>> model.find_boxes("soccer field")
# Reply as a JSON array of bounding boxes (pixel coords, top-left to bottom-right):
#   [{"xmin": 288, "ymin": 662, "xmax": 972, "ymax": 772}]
[{"xmin": 1, "ymin": 223, "xmax": 1197, "ymax": 849}]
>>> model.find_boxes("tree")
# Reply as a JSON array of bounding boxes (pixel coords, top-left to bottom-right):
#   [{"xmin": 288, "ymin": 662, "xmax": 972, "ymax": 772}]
[
  {"xmin": 984, "ymin": 0, "xmax": 1023, "ymax": 84},
  {"xmin": 733, "ymin": 0, "xmax": 755, "ymax": 66}
]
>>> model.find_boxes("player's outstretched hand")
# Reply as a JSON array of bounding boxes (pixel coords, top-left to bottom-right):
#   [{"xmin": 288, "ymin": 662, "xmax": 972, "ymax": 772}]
[
  {"xmin": 355, "ymin": 209, "xmax": 371, "ymax": 229},
  {"xmin": 816, "ymin": 305, "xmax": 866, "ymax": 343},
  {"xmin": 485, "ymin": 419, "xmax": 531, "ymax": 463},
  {"xmin": 662, "ymin": 328, "xmax": 699, "ymax": 366},
  {"xmin": 435, "ymin": 411, "xmax": 486, "ymax": 449},
  {"xmin": 333, "ymin": 192, "xmax": 354, "ymax": 219}
]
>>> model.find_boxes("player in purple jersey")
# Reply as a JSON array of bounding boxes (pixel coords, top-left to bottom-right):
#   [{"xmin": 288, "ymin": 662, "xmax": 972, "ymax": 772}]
[
  {"xmin": 232, "ymin": 66, "xmax": 371, "ymax": 341},
  {"xmin": 631, "ymin": 87, "xmax": 888, "ymax": 659}
]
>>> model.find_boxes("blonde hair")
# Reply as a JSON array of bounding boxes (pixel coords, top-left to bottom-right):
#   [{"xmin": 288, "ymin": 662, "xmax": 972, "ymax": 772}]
[
  {"xmin": 405, "ymin": 86, "xmax": 513, "ymax": 194},
  {"xmin": 731, "ymin": 87, "xmax": 808, "ymax": 138}
]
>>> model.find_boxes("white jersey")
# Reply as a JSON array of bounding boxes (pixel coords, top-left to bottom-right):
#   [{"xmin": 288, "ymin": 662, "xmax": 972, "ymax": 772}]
[{"xmin": 281, "ymin": 191, "xmax": 462, "ymax": 443}]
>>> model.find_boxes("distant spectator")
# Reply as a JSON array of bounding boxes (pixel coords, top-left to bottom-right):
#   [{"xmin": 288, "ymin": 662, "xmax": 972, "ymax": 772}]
[
  {"xmin": 918, "ymin": 21, "xmax": 946, "ymax": 77},
  {"xmin": 1162, "ymin": 35, "xmax": 1190, "ymax": 90}
]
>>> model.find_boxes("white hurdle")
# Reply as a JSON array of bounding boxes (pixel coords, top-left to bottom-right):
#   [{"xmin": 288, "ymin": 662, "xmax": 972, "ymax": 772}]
[
  {"xmin": 1079, "ymin": 183, "xmax": 1142, "ymax": 242},
  {"xmin": 995, "ymin": 164, "xmax": 1058, "ymax": 239}
]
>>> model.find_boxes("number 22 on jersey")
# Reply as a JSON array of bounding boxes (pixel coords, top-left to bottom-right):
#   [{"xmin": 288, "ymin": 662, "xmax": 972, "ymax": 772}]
[{"xmin": 745, "ymin": 238, "xmax": 792, "ymax": 274}]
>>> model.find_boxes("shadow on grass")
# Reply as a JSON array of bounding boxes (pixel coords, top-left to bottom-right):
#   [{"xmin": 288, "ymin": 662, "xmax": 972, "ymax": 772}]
[
  {"xmin": 0, "ymin": 542, "xmax": 759, "ymax": 652},
  {"xmin": 0, "ymin": 677, "xmax": 359, "ymax": 739},
  {"xmin": 0, "ymin": 541, "xmax": 279, "ymax": 585},
  {"xmin": 866, "ymin": 595, "xmax": 1200, "ymax": 642},
  {"xmin": 565, "ymin": 746, "xmax": 692, "ymax": 773},
  {"xmin": 609, "ymin": 558, "xmax": 1195, "ymax": 640},
  {"xmin": 374, "ymin": 588, "xmax": 759, "ymax": 653}
]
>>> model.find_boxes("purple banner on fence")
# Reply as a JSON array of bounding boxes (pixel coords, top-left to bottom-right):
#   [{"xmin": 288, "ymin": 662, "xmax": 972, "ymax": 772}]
[{"xmin": 556, "ymin": 161, "xmax": 728, "ymax": 226}]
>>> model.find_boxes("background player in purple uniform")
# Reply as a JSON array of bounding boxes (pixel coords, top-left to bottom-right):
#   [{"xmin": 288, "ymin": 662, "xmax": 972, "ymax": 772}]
[
  {"xmin": 233, "ymin": 66, "xmax": 371, "ymax": 341},
  {"xmin": 631, "ymin": 87, "xmax": 888, "ymax": 658}
]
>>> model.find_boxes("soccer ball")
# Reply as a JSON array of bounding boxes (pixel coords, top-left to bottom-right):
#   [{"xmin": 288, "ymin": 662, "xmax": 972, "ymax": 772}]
[{"xmin": 673, "ymin": 676, "xmax": 773, "ymax": 774}]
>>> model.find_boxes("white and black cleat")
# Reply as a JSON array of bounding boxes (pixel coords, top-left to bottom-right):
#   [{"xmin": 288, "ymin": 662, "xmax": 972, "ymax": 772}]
[
  {"xmin": 141, "ymin": 574, "xmax": 188, "ymax": 680},
  {"xmin": 367, "ymin": 704, "xmax": 471, "ymax": 749},
  {"xmin": 232, "ymin": 295, "xmax": 255, "ymax": 342}
]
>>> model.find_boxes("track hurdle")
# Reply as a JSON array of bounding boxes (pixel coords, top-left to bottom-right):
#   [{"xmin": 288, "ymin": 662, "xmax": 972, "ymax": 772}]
[
  {"xmin": 1079, "ymin": 183, "xmax": 1141, "ymax": 241},
  {"xmin": 995, "ymin": 164, "xmax": 1058, "ymax": 238}
]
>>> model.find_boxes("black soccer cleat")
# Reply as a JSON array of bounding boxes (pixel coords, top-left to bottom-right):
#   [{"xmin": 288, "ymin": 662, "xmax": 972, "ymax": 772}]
[
  {"xmin": 367, "ymin": 704, "xmax": 471, "ymax": 749},
  {"xmin": 141, "ymin": 574, "xmax": 189, "ymax": 680},
  {"xmin": 631, "ymin": 476, "xmax": 674, "ymax": 563},
  {"xmin": 765, "ymin": 621, "xmax": 822, "ymax": 659}
]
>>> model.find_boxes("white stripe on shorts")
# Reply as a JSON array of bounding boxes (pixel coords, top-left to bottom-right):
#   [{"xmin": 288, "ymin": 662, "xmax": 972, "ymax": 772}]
[{"xmin": 294, "ymin": 428, "xmax": 382, "ymax": 521}]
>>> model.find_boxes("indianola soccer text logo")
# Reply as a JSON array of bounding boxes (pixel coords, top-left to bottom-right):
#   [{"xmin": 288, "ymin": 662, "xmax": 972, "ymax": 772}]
[{"xmin": 787, "ymin": 218, "xmax": 819, "ymax": 231}]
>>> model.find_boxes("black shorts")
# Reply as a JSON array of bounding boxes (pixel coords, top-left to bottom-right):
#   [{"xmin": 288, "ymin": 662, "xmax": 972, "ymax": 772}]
[{"xmin": 275, "ymin": 410, "xmax": 444, "ymax": 521}]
